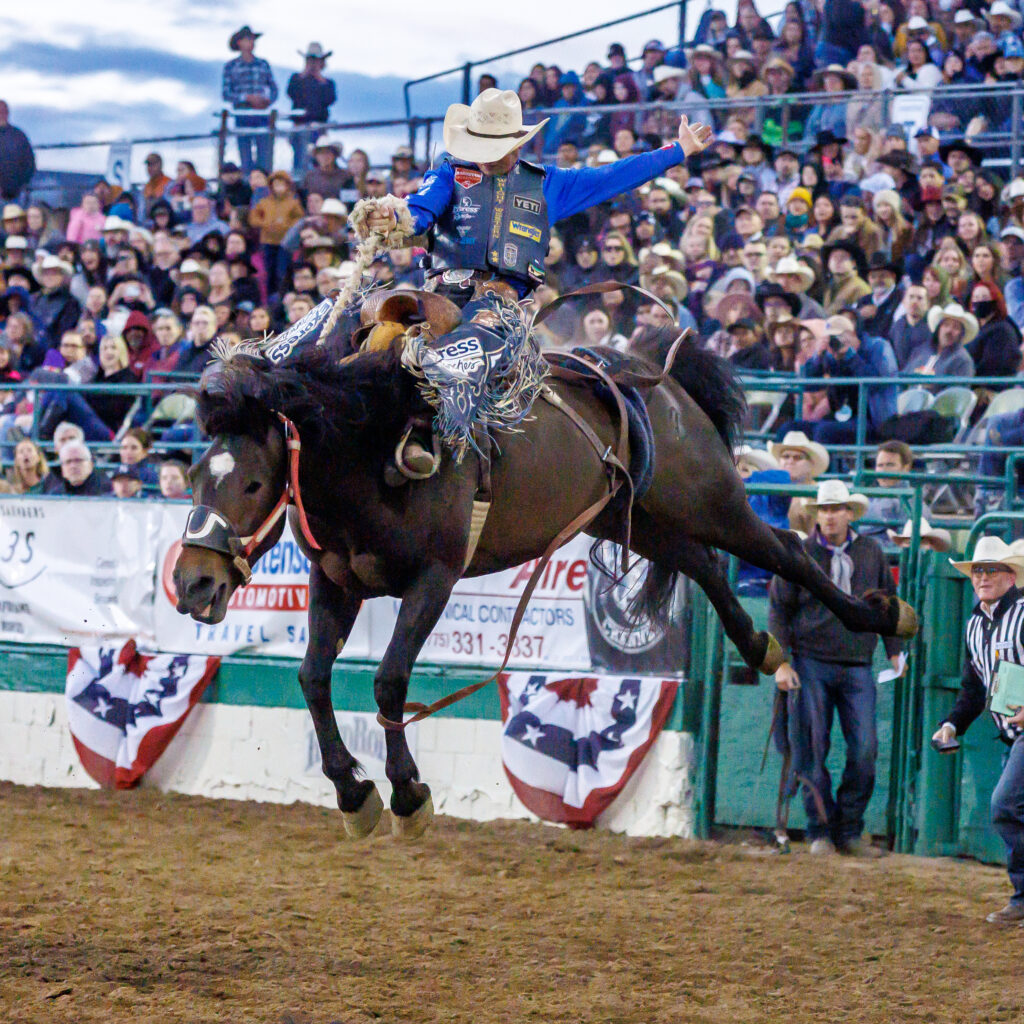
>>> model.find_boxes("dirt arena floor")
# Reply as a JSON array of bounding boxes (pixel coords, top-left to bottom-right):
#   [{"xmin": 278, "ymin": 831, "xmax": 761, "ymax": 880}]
[{"xmin": 1, "ymin": 783, "xmax": 1021, "ymax": 1024}]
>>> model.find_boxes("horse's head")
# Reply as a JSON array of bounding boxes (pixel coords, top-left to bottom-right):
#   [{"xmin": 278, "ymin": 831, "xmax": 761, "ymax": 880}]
[{"xmin": 173, "ymin": 422, "xmax": 287, "ymax": 624}]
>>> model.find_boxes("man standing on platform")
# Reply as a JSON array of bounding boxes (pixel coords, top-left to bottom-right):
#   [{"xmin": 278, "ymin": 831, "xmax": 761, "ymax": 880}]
[
  {"xmin": 934, "ymin": 537, "xmax": 1024, "ymax": 925},
  {"xmin": 287, "ymin": 43, "xmax": 336, "ymax": 175},
  {"xmin": 770, "ymin": 479, "xmax": 904, "ymax": 857},
  {"xmin": 222, "ymin": 26, "xmax": 278, "ymax": 174}
]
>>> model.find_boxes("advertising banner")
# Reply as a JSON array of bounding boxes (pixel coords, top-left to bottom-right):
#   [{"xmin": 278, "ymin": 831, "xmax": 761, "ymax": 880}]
[
  {"xmin": 7, "ymin": 499, "xmax": 688, "ymax": 678},
  {"xmin": 0, "ymin": 497, "xmax": 156, "ymax": 647}
]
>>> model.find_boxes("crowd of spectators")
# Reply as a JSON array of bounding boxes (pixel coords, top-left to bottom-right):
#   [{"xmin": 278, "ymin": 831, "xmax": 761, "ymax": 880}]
[{"xmin": 1, "ymin": 0, "xmax": 1024, "ymax": 509}]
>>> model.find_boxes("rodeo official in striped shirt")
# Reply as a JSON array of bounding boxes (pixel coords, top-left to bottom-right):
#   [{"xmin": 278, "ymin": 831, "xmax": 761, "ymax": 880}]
[{"xmin": 933, "ymin": 536, "xmax": 1024, "ymax": 925}]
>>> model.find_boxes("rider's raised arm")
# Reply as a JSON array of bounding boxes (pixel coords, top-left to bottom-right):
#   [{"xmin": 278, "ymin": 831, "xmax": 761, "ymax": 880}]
[
  {"xmin": 542, "ymin": 141, "xmax": 686, "ymax": 223},
  {"xmin": 406, "ymin": 160, "xmax": 456, "ymax": 235}
]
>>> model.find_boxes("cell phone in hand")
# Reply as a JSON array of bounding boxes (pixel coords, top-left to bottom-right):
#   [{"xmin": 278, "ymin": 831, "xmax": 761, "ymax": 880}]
[{"xmin": 930, "ymin": 736, "xmax": 960, "ymax": 754}]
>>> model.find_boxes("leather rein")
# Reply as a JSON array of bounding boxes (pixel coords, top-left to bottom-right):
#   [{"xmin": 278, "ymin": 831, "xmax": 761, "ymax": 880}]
[
  {"xmin": 377, "ymin": 313, "xmax": 694, "ymax": 732},
  {"xmin": 181, "ymin": 412, "xmax": 322, "ymax": 585}
]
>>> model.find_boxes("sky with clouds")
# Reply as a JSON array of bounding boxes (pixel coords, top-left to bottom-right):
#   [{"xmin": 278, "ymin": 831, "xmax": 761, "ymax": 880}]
[{"xmin": 3, "ymin": 1, "xmax": 753, "ymax": 176}]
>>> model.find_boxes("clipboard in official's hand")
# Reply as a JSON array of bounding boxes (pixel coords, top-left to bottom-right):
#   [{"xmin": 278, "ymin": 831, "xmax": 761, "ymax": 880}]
[{"xmin": 988, "ymin": 659, "xmax": 1024, "ymax": 718}]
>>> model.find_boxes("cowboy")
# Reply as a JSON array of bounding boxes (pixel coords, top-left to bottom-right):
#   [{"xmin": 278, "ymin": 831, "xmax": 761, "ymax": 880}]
[
  {"xmin": 770, "ymin": 479, "xmax": 904, "ymax": 857},
  {"xmin": 287, "ymin": 43, "xmax": 337, "ymax": 175},
  {"xmin": 222, "ymin": 26, "xmax": 278, "ymax": 174},
  {"xmin": 360, "ymin": 88, "xmax": 711, "ymax": 304},
  {"xmin": 856, "ymin": 252, "xmax": 904, "ymax": 338},
  {"xmin": 769, "ymin": 430, "xmax": 829, "ymax": 535},
  {"xmin": 905, "ymin": 303, "xmax": 977, "ymax": 381},
  {"xmin": 933, "ymin": 537, "xmax": 1024, "ymax": 924}
]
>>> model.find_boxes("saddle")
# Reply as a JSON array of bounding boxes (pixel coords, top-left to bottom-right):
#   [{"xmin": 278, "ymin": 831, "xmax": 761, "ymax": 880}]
[{"xmin": 359, "ymin": 289, "xmax": 464, "ymax": 353}]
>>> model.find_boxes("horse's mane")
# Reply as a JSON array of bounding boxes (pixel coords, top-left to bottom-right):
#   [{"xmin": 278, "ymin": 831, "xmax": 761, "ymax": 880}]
[{"xmin": 196, "ymin": 343, "xmax": 415, "ymax": 450}]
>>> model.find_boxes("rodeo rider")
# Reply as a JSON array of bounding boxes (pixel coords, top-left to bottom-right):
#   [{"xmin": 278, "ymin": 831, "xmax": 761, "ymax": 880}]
[
  {"xmin": 360, "ymin": 88, "xmax": 712, "ymax": 477},
  {"xmin": 933, "ymin": 537, "xmax": 1024, "ymax": 925}
]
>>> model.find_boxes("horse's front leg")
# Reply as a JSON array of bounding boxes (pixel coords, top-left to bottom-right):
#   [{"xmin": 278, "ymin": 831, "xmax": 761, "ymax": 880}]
[
  {"xmin": 300, "ymin": 563, "xmax": 382, "ymax": 839},
  {"xmin": 375, "ymin": 560, "xmax": 461, "ymax": 838}
]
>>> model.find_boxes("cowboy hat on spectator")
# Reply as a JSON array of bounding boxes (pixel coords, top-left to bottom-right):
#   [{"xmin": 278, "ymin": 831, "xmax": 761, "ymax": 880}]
[
  {"xmin": 756, "ymin": 281, "xmax": 801, "ymax": 317},
  {"xmin": 648, "ymin": 266, "xmax": 688, "ymax": 300},
  {"xmin": 298, "ymin": 41, "xmax": 333, "ymax": 60},
  {"xmin": 939, "ymin": 139, "xmax": 983, "ymax": 166},
  {"xmin": 927, "ymin": 303, "xmax": 979, "ymax": 343},
  {"xmin": 812, "ymin": 64, "xmax": 857, "ymax": 89},
  {"xmin": 770, "ymin": 430, "xmax": 830, "ymax": 477},
  {"xmin": 652, "ymin": 65, "xmax": 686, "ymax": 85},
  {"xmin": 987, "ymin": 1, "xmax": 1023, "ymax": 29},
  {"xmin": 950, "ymin": 535, "xmax": 1024, "ymax": 584},
  {"xmin": 443, "ymin": 89, "xmax": 548, "ymax": 164},
  {"xmin": 690, "ymin": 44, "xmax": 725, "ymax": 64},
  {"xmin": 312, "ymin": 137, "xmax": 343, "ymax": 156},
  {"xmin": 804, "ymin": 479, "xmax": 869, "ymax": 519},
  {"xmin": 763, "ymin": 56, "xmax": 796, "ymax": 78},
  {"xmin": 102, "ymin": 215, "xmax": 133, "ymax": 233},
  {"xmin": 2, "ymin": 204, "xmax": 25, "ymax": 221},
  {"xmin": 715, "ymin": 291, "xmax": 764, "ymax": 325},
  {"xmin": 32, "ymin": 255, "xmax": 73, "ymax": 283},
  {"xmin": 770, "ymin": 256, "xmax": 816, "ymax": 291},
  {"xmin": 822, "ymin": 238, "xmax": 869, "ymax": 279},
  {"xmin": 229, "ymin": 25, "xmax": 261, "ymax": 50},
  {"xmin": 650, "ymin": 242, "xmax": 686, "ymax": 270},
  {"xmin": 734, "ymin": 444, "xmax": 780, "ymax": 472},
  {"xmin": 3, "ymin": 236, "xmax": 27, "ymax": 251},
  {"xmin": 887, "ymin": 519, "xmax": 952, "ymax": 553},
  {"xmin": 179, "ymin": 258, "xmax": 209, "ymax": 279},
  {"xmin": 320, "ymin": 198, "xmax": 348, "ymax": 219}
]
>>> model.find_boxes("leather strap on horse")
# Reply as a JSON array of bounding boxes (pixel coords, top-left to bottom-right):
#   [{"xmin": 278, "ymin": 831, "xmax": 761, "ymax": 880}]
[{"xmin": 376, "ymin": 478, "xmax": 622, "ymax": 731}]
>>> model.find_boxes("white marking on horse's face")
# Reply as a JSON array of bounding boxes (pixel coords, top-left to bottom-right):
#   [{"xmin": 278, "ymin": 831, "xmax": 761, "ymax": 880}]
[{"xmin": 209, "ymin": 451, "xmax": 236, "ymax": 487}]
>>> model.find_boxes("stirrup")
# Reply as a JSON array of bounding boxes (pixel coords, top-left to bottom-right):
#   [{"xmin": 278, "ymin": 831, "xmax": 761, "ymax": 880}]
[{"xmin": 394, "ymin": 427, "xmax": 441, "ymax": 481}]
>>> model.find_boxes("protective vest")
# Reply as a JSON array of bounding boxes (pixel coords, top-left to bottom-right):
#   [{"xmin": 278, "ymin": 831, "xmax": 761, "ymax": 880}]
[{"xmin": 431, "ymin": 159, "xmax": 549, "ymax": 286}]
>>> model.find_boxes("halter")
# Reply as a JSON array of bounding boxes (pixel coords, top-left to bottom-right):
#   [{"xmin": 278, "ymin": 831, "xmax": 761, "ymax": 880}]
[{"xmin": 181, "ymin": 413, "xmax": 322, "ymax": 585}]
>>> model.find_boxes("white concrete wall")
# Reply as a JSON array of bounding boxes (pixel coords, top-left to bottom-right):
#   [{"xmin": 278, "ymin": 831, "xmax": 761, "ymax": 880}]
[{"xmin": 0, "ymin": 691, "xmax": 695, "ymax": 837}]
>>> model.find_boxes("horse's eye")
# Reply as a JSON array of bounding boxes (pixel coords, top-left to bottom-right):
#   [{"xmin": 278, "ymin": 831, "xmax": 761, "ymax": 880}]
[{"xmin": 245, "ymin": 480, "xmax": 262, "ymax": 494}]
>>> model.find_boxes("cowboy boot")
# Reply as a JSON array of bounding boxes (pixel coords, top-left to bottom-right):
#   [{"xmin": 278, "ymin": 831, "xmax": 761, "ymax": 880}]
[{"xmin": 384, "ymin": 416, "xmax": 441, "ymax": 487}]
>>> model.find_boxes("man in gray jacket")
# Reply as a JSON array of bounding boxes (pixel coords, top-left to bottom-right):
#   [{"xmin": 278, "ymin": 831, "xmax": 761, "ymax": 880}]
[{"xmin": 770, "ymin": 479, "xmax": 904, "ymax": 856}]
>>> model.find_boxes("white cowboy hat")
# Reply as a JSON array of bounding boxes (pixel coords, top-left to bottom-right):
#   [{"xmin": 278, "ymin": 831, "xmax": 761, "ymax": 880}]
[
  {"xmin": 690, "ymin": 44, "xmax": 725, "ymax": 62},
  {"xmin": 988, "ymin": 1, "xmax": 1023, "ymax": 27},
  {"xmin": 298, "ymin": 41, "xmax": 333, "ymax": 60},
  {"xmin": 319, "ymin": 198, "xmax": 348, "ymax": 219},
  {"xmin": 32, "ymin": 254, "xmax": 73, "ymax": 282},
  {"xmin": 178, "ymin": 258, "xmax": 209, "ymax": 277},
  {"xmin": 769, "ymin": 430, "xmax": 830, "ymax": 477},
  {"xmin": 927, "ymin": 302, "xmax": 979, "ymax": 344},
  {"xmin": 312, "ymin": 136, "xmax": 343, "ymax": 156},
  {"xmin": 650, "ymin": 242, "xmax": 686, "ymax": 269},
  {"xmin": 102, "ymin": 215, "xmax": 133, "ymax": 232},
  {"xmin": 954, "ymin": 8, "xmax": 981, "ymax": 23},
  {"xmin": 3, "ymin": 235, "xmax": 27, "ymax": 251},
  {"xmin": 770, "ymin": 255, "xmax": 815, "ymax": 290},
  {"xmin": 950, "ymin": 535, "xmax": 1024, "ymax": 585},
  {"xmin": 734, "ymin": 444, "xmax": 779, "ymax": 472},
  {"xmin": 442, "ymin": 89, "xmax": 548, "ymax": 164},
  {"xmin": 886, "ymin": 518, "xmax": 952, "ymax": 553},
  {"xmin": 803, "ymin": 479, "xmax": 869, "ymax": 520},
  {"xmin": 652, "ymin": 64, "xmax": 686, "ymax": 85},
  {"xmin": 906, "ymin": 15, "xmax": 930, "ymax": 30}
]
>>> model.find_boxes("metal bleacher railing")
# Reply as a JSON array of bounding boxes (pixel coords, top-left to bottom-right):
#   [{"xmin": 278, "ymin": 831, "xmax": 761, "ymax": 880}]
[{"xmin": 29, "ymin": 81, "xmax": 1024, "ymax": 193}]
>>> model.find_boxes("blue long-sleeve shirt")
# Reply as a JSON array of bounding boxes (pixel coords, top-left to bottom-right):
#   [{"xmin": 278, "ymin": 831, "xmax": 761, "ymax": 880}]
[
  {"xmin": 407, "ymin": 143, "xmax": 687, "ymax": 236},
  {"xmin": 803, "ymin": 334, "xmax": 898, "ymax": 430}
]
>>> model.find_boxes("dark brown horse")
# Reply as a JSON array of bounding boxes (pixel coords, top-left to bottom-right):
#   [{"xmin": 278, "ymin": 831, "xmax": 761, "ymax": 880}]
[{"xmin": 173, "ymin": 322, "xmax": 916, "ymax": 840}]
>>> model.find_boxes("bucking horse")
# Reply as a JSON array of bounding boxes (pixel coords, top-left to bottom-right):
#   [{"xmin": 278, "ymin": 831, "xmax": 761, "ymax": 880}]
[{"xmin": 173, "ymin": 287, "xmax": 917, "ymax": 840}]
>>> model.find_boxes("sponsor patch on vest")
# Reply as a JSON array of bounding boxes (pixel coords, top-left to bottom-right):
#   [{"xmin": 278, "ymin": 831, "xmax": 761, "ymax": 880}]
[
  {"xmin": 503, "ymin": 243, "xmax": 518, "ymax": 267},
  {"xmin": 454, "ymin": 167, "xmax": 483, "ymax": 188},
  {"xmin": 454, "ymin": 195, "xmax": 481, "ymax": 219},
  {"xmin": 509, "ymin": 219, "xmax": 542, "ymax": 243},
  {"xmin": 512, "ymin": 195, "xmax": 542, "ymax": 215}
]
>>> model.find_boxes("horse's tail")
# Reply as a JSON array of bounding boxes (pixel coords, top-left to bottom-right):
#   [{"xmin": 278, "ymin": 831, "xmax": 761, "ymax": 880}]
[
  {"xmin": 641, "ymin": 326, "xmax": 746, "ymax": 451},
  {"xmin": 627, "ymin": 560, "xmax": 680, "ymax": 633}
]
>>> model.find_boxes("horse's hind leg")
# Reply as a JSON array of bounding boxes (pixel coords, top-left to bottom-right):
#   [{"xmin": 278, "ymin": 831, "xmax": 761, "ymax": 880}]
[
  {"xmin": 706, "ymin": 510, "xmax": 916, "ymax": 638},
  {"xmin": 629, "ymin": 515, "xmax": 783, "ymax": 673},
  {"xmin": 301, "ymin": 564, "xmax": 382, "ymax": 839}
]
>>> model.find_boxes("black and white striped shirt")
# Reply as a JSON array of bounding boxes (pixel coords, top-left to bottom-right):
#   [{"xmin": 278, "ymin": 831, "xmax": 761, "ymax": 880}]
[{"xmin": 950, "ymin": 586, "xmax": 1024, "ymax": 744}]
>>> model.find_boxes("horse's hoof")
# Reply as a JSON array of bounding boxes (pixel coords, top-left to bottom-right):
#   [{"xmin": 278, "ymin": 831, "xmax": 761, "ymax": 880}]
[
  {"xmin": 391, "ymin": 794, "xmax": 434, "ymax": 841},
  {"xmin": 342, "ymin": 785, "xmax": 384, "ymax": 840},
  {"xmin": 759, "ymin": 633, "xmax": 785, "ymax": 674},
  {"xmin": 894, "ymin": 598, "xmax": 918, "ymax": 638}
]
